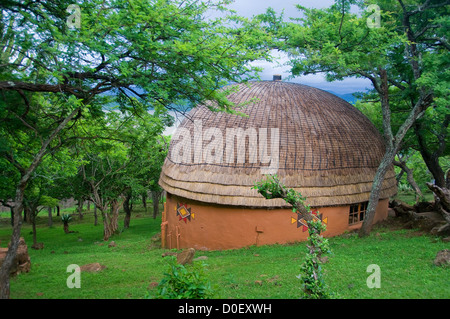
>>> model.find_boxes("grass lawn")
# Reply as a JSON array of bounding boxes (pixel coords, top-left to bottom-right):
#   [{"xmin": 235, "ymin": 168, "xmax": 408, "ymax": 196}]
[
  {"xmin": 0, "ymin": 203, "xmax": 449, "ymax": 299},
  {"xmin": 395, "ymin": 189, "xmax": 435, "ymax": 205}
]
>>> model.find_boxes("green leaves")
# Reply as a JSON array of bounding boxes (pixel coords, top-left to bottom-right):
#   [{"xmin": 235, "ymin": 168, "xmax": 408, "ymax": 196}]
[
  {"xmin": 252, "ymin": 174, "xmax": 285, "ymax": 200},
  {"xmin": 2, "ymin": 0, "xmax": 272, "ymax": 115},
  {"xmin": 39, "ymin": 195, "xmax": 59, "ymax": 208},
  {"xmin": 61, "ymin": 213, "xmax": 72, "ymax": 224},
  {"xmin": 151, "ymin": 257, "xmax": 214, "ymax": 299}
]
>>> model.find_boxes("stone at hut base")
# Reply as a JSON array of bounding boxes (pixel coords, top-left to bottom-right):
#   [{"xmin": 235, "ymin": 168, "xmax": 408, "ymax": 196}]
[
  {"xmin": 176, "ymin": 248, "xmax": 195, "ymax": 265},
  {"xmin": 434, "ymin": 249, "xmax": 450, "ymax": 267},
  {"xmin": 80, "ymin": 263, "xmax": 106, "ymax": 272}
]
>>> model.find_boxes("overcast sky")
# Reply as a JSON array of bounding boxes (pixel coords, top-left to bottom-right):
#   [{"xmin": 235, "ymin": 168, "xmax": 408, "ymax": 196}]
[
  {"xmin": 224, "ymin": 0, "xmax": 373, "ymax": 94},
  {"xmin": 227, "ymin": 0, "xmax": 336, "ymax": 16},
  {"xmin": 164, "ymin": 0, "xmax": 372, "ymax": 135}
]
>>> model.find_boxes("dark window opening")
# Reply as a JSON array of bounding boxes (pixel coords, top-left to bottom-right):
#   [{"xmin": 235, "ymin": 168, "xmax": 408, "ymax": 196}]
[{"xmin": 349, "ymin": 202, "xmax": 368, "ymax": 225}]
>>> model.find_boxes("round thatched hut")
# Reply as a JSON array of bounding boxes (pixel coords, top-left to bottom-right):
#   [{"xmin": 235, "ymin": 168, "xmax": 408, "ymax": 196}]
[{"xmin": 159, "ymin": 80, "xmax": 397, "ymax": 250}]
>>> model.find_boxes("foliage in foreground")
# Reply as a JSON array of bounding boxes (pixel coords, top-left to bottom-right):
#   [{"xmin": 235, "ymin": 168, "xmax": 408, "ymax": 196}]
[
  {"xmin": 0, "ymin": 207, "xmax": 449, "ymax": 299},
  {"xmin": 149, "ymin": 257, "xmax": 213, "ymax": 299},
  {"xmin": 253, "ymin": 174, "xmax": 332, "ymax": 299}
]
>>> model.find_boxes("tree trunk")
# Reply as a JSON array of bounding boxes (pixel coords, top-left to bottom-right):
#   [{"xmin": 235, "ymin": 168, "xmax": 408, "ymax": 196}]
[
  {"xmin": 0, "ymin": 203, "xmax": 23, "ymax": 299},
  {"xmin": 396, "ymin": 169, "xmax": 404, "ymax": 184},
  {"xmin": 151, "ymin": 191, "xmax": 161, "ymax": 219},
  {"xmin": 360, "ymin": 152, "xmax": 396, "ymax": 237},
  {"xmin": 427, "ymin": 183, "xmax": 450, "ymax": 213},
  {"xmin": 359, "ymin": 69, "xmax": 396, "ymax": 237},
  {"xmin": 142, "ymin": 193, "xmax": 147, "ymax": 213},
  {"xmin": 426, "ymin": 183, "xmax": 450, "ymax": 237},
  {"xmin": 0, "ymin": 181, "xmax": 28, "ymax": 298},
  {"xmin": 446, "ymin": 170, "xmax": 450, "ymax": 190},
  {"xmin": 9, "ymin": 206, "xmax": 13, "ymax": 227},
  {"xmin": 48, "ymin": 206, "xmax": 53, "ymax": 227},
  {"xmin": 393, "ymin": 159, "xmax": 423, "ymax": 202},
  {"xmin": 0, "ymin": 106, "xmax": 80, "ymax": 299},
  {"xmin": 23, "ymin": 205, "xmax": 29, "ymax": 223},
  {"xmin": 359, "ymin": 65, "xmax": 432, "ymax": 237},
  {"xmin": 422, "ymin": 153, "xmax": 446, "ymax": 188},
  {"xmin": 415, "ymin": 126, "xmax": 446, "ymax": 188},
  {"xmin": 30, "ymin": 209, "xmax": 37, "ymax": 247},
  {"xmin": 414, "ymin": 116, "xmax": 449, "ymax": 189},
  {"xmin": 123, "ymin": 193, "xmax": 132, "ymax": 229},
  {"xmin": 93, "ymin": 203, "xmax": 98, "ymax": 226},
  {"xmin": 100, "ymin": 208, "xmax": 111, "ymax": 240},
  {"xmin": 77, "ymin": 198, "xmax": 83, "ymax": 220},
  {"xmin": 56, "ymin": 205, "xmax": 60, "ymax": 217},
  {"xmin": 102, "ymin": 199, "xmax": 122, "ymax": 241}
]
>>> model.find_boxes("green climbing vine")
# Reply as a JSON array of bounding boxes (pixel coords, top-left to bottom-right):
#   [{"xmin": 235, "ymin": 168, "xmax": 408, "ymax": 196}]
[{"xmin": 253, "ymin": 174, "xmax": 332, "ymax": 299}]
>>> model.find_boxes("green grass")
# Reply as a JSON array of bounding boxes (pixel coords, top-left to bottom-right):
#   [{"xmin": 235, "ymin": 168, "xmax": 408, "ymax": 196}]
[
  {"xmin": 0, "ymin": 205, "xmax": 449, "ymax": 299},
  {"xmin": 395, "ymin": 189, "xmax": 435, "ymax": 205}
]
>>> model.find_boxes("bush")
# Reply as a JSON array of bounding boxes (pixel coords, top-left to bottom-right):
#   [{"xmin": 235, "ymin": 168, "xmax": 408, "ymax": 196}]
[
  {"xmin": 149, "ymin": 257, "xmax": 214, "ymax": 299},
  {"xmin": 61, "ymin": 214, "xmax": 72, "ymax": 234},
  {"xmin": 61, "ymin": 214, "xmax": 72, "ymax": 224}
]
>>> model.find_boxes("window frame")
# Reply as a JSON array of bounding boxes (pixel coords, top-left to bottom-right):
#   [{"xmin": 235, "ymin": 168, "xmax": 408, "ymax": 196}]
[{"xmin": 348, "ymin": 201, "xmax": 368, "ymax": 225}]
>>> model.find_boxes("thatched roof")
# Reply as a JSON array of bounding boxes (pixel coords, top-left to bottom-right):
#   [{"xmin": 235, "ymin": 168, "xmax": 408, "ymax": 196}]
[{"xmin": 159, "ymin": 81, "xmax": 397, "ymax": 208}]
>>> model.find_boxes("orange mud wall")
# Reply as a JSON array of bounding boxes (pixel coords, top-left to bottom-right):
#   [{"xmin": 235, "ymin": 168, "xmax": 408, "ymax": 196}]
[{"xmin": 161, "ymin": 193, "xmax": 389, "ymax": 251}]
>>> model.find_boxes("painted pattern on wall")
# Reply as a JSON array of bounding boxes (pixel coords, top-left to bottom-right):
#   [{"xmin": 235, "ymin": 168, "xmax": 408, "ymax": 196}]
[
  {"xmin": 291, "ymin": 209, "xmax": 328, "ymax": 232},
  {"xmin": 176, "ymin": 202, "xmax": 195, "ymax": 223}
]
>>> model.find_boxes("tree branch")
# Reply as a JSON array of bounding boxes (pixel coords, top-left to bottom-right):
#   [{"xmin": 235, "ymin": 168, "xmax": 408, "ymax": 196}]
[{"xmin": 0, "ymin": 81, "xmax": 82, "ymax": 97}]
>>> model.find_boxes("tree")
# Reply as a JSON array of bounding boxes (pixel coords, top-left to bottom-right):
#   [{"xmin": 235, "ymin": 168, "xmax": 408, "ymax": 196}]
[
  {"xmin": 356, "ymin": 100, "xmax": 425, "ymax": 201},
  {"xmin": 77, "ymin": 109, "xmax": 168, "ymax": 238},
  {"xmin": 118, "ymin": 112, "xmax": 171, "ymax": 226},
  {"xmin": 260, "ymin": 0, "xmax": 448, "ymax": 236},
  {"xmin": 24, "ymin": 147, "xmax": 80, "ymax": 246},
  {"xmin": 148, "ymin": 136, "xmax": 170, "ymax": 219},
  {"xmin": 77, "ymin": 114, "xmax": 131, "ymax": 241},
  {"xmin": 0, "ymin": 0, "xmax": 271, "ymax": 298},
  {"xmin": 355, "ymin": 63, "xmax": 449, "ymax": 195},
  {"xmin": 61, "ymin": 214, "xmax": 73, "ymax": 234},
  {"xmin": 24, "ymin": 191, "xmax": 59, "ymax": 248},
  {"xmin": 393, "ymin": 154, "xmax": 423, "ymax": 202},
  {"xmin": 412, "ymin": 111, "xmax": 449, "ymax": 188}
]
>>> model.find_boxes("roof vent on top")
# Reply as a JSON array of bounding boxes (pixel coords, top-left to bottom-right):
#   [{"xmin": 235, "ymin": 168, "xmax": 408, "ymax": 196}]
[{"xmin": 273, "ymin": 74, "xmax": 282, "ymax": 81}]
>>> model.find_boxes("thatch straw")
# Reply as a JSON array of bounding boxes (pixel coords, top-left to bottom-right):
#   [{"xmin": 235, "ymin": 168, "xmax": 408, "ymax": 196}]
[{"xmin": 159, "ymin": 81, "xmax": 397, "ymax": 208}]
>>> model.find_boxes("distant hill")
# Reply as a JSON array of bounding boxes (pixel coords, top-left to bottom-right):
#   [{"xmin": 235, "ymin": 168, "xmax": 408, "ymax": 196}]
[
  {"xmin": 102, "ymin": 86, "xmax": 361, "ymax": 107},
  {"xmin": 325, "ymin": 91, "xmax": 359, "ymax": 104}
]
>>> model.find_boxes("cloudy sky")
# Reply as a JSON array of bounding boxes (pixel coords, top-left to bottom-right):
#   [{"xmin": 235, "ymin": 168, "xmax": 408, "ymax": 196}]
[
  {"xmin": 223, "ymin": 0, "xmax": 373, "ymax": 94},
  {"xmin": 164, "ymin": 0, "xmax": 372, "ymax": 135}
]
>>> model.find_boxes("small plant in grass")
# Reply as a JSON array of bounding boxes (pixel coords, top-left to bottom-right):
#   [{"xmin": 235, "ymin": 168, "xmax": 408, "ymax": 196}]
[
  {"xmin": 61, "ymin": 214, "xmax": 72, "ymax": 234},
  {"xmin": 149, "ymin": 257, "xmax": 213, "ymax": 299},
  {"xmin": 253, "ymin": 174, "xmax": 332, "ymax": 299}
]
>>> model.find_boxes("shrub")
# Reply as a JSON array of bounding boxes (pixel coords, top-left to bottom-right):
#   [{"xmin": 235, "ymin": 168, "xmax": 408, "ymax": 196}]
[
  {"xmin": 61, "ymin": 214, "xmax": 72, "ymax": 224},
  {"xmin": 61, "ymin": 214, "xmax": 72, "ymax": 234},
  {"xmin": 150, "ymin": 257, "xmax": 214, "ymax": 299}
]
